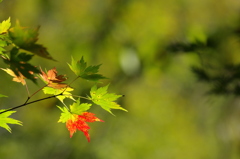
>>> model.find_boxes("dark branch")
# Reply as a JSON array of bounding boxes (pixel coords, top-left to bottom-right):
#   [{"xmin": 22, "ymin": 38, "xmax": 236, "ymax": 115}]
[{"xmin": 0, "ymin": 93, "xmax": 62, "ymax": 114}]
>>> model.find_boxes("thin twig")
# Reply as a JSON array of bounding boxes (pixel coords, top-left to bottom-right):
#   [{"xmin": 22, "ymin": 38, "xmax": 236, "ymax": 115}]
[
  {"xmin": 25, "ymin": 82, "xmax": 30, "ymax": 97},
  {"xmin": 24, "ymin": 84, "xmax": 48, "ymax": 104},
  {"xmin": 70, "ymin": 94, "xmax": 91, "ymax": 100},
  {"xmin": 0, "ymin": 93, "xmax": 62, "ymax": 114},
  {"xmin": 61, "ymin": 76, "xmax": 80, "ymax": 94}
]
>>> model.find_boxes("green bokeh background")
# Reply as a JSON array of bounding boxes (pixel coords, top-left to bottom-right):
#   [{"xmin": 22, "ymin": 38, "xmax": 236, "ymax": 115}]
[{"xmin": 1, "ymin": 0, "xmax": 240, "ymax": 158}]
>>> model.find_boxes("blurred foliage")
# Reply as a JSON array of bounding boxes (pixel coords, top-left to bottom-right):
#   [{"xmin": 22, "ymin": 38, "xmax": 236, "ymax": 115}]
[{"xmin": 1, "ymin": 0, "xmax": 240, "ymax": 159}]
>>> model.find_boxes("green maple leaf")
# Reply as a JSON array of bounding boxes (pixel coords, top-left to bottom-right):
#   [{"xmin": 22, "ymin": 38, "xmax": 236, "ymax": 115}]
[
  {"xmin": 8, "ymin": 21, "xmax": 55, "ymax": 60},
  {"xmin": 57, "ymin": 99, "xmax": 92, "ymax": 123},
  {"xmin": 0, "ymin": 17, "xmax": 11, "ymax": 33},
  {"xmin": 70, "ymin": 98, "xmax": 92, "ymax": 114},
  {"xmin": 0, "ymin": 110, "xmax": 22, "ymax": 133},
  {"xmin": 57, "ymin": 106, "xmax": 72, "ymax": 123},
  {"xmin": 8, "ymin": 21, "xmax": 38, "ymax": 48},
  {"xmin": 0, "ymin": 17, "xmax": 11, "ymax": 56},
  {"xmin": 89, "ymin": 84, "xmax": 127, "ymax": 115},
  {"xmin": 42, "ymin": 87, "xmax": 75, "ymax": 103},
  {"xmin": 68, "ymin": 56, "xmax": 107, "ymax": 82}
]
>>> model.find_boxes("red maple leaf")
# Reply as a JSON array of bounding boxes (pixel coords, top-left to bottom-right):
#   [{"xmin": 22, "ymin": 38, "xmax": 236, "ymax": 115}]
[
  {"xmin": 66, "ymin": 112, "xmax": 103, "ymax": 142},
  {"xmin": 40, "ymin": 67, "xmax": 68, "ymax": 89}
]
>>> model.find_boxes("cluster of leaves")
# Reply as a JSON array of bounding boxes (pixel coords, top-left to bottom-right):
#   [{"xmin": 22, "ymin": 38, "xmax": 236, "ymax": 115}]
[{"xmin": 0, "ymin": 18, "xmax": 127, "ymax": 141}]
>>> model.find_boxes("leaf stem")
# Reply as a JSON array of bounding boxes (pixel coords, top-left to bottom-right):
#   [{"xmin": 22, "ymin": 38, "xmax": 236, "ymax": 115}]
[
  {"xmin": 62, "ymin": 76, "xmax": 80, "ymax": 94},
  {"xmin": 24, "ymin": 84, "xmax": 48, "ymax": 104},
  {"xmin": 70, "ymin": 94, "xmax": 91, "ymax": 100},
  {"xmin": 25, "ymin": 82, "xmax": 30, "ymax": 97}
]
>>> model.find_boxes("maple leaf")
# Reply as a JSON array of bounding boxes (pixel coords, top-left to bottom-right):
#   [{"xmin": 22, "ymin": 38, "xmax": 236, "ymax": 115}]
[
  {"xmin": 1, "ymin": 68, "xmax": 26, "ymax": 85},
  {"xmin": 57, "ymin": 99, "xmax": 92, "ymax": 123},
  {"xmin": 40, "ymin": 67, "xmax": 68, "ymax": 89},
  {"xmin": 70, "ymin": 98, "xmax": 92, "ymax": 114},
  {"xmin": 8, "ymin": 21, "xmax": 55, "ymax": 60},
  {"xmin": 2, "ymin": 48, "xmax": 40, "ymax": 83},
  {"xmin": 0, "ymin": 110, "xmax": 22, "ymax": 133},
  {"xmin": 0, "ymin": 17, "xmax": 11, "ymax": 34},
  {"xmin": 89, "ymin": 84, "xmax": 127, "ymax": 115},
  {"xmin": 58, "ymin": 99, "xmax": 102, "ymax": 142},
  {"xmin": 68, "ymin": 56, "xmax": 107, "ymax": 82},
  {"xmin": 43, "ymin": 87, "xmax": 75, "ymax": 103},
  {"xmin": 57, "ymin": 106, "xmax": 72, "ymax": 123},
  {"xmin": 0, "ymin": 17, "xmax": 11, "ymax": 56},
  {"xmin": 66, "ymin": 112, "xmax": 103, "ymax": 142}
]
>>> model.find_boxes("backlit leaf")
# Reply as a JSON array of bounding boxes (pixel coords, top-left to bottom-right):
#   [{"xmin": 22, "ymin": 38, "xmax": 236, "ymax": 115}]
[
  {"xmin": 70, "ymin": 98, "xmax": 92, "ymax": 115},
  {"xmin": 65, "ymin": 112, "xmax": 103, "ymax": 142},
  {"xmin": 42, "ymin": 87, "xmax": 75, "ymax": 103},
  {"xmin": 0, "ymin": 18, "xmax": 11, "ymax": 55},
  {"xmin": 0, "ymin": 110, "xmax": 22, "ymax": 133},
  {"xmin": 57, "ymin": 106, "xmax": 72, "ymax": 123},
  {"xmin": 1, "ymin": 68, "xmax": 26, "ymax": 85},
  {"xmin": 0, "ymin": 17, "xmax": 11, "ymax": 33},
  {"xmin": 90, "ymin": 84, "xmax": 127, "ymax": 115},
  {"xmin": 40, "ymin": 67, "xmax": 68, "ymax": 89}
]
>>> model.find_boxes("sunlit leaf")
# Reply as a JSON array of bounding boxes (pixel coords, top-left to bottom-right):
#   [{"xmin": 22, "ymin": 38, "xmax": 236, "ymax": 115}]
[
  {"xmin": 42, "ymin": 87, "xmax": 75, "ymax": 103},
  {"xmin": 1, "ymin": 68, "xmax": 26, "ymax": 85},
  {"xmin": 0, "ymin": 17, "xmax": 11, "ymax": 33},
  {"xmin": 90, "ymin": 84, "xmax": 127, "ymax": 115},
  {"xmin": 40, "ymin": 67, "xmax": 68, "ymax": 89},
  {"xmin": 0, "ymin": 110, "xmax": 22, "ymax": 133},
  {"xmin": 70, "ymin": 98, "xmax": 92, "ymax": 115},
  {"xmin": 57, "ymin": 106, "xmax": 72, "ymax": 123},
  {"xmin": 65, "ymin": 112, "xmax": 103, "ymax": 142},
  {"xmin": 0, "ymin": 17, "xmax": 11, "ymax": 55}
]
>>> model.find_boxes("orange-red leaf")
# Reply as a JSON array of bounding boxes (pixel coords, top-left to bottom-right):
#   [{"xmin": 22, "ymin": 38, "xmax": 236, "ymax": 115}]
[
  {"xmin": 40, "ymin": 67, "xmax": 67, "ymax": 89},
  {"xmin": 66, "ymin": 112, "xmax": 103, "ymax": 142}
]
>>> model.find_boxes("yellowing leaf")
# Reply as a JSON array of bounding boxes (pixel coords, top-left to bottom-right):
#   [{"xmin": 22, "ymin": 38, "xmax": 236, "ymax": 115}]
[
  {"xmin": 0, "ymin": 17, "xmax": 11, "ymax": 33},
  {"xmin": 90, "ymin": 84, "xmax": 127, "ymax": 115},
  {"xmin": 40, "ymin": 67, "xmax": 68, "ymax": 89},
  {"xmin": 0, "ymin": 18, "xmax": 11, "ymax": 56},
  {"xmin": 0, "ymin": 110, "xmax": 22, "ymax": 133},
  {"xmin": 42, "ymin": 87, "xmax": 75, "ymax": 103},
  {"xmin": 57, "ymin": 106, "xmax": 72, "ymax": 123},
  {"xmin": 1, "ymin": 68, "xmax": 26, "ymax": 85}
]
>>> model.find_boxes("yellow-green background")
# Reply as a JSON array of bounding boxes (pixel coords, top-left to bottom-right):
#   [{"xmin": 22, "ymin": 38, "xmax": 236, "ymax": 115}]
[{"xmin": 1, "ymin": 0, "xmax": 240, "ymax": 158}]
